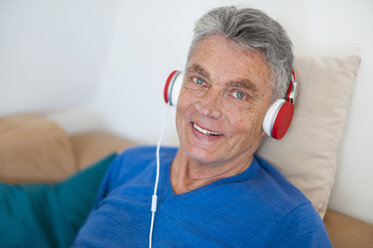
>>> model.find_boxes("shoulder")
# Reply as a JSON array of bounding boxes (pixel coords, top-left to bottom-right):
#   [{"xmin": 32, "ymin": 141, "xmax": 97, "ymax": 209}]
[
  {"xmin": 271, "ymin": 202, "xmax": 332, "ymax": 247},
  {"xmin": 117, "ymin": 145, "xmax": 177, "ymax": 160},
  {"xmin": 252, "ymin": 156, "xmax": 332, "ymax": 246},
  {"xmin": 106, "ymin": 145, "xmax": 177, "ymax": 187},
  {"xmin": 112, "ymin": 145, "xmax": 177, "ymax": 166},
  {"xmin": 234, "ymin": 155, "xmax": 316, "ymax": 226},
  {"xmin": 253, "ymin": 155, "xmax": 310, "ymax": 210}
]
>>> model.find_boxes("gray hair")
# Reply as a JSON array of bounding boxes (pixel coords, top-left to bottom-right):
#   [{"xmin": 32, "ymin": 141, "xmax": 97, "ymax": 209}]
[{"xmin": 188, "ymin": 6, "xmax": 293, "ymax": 101}]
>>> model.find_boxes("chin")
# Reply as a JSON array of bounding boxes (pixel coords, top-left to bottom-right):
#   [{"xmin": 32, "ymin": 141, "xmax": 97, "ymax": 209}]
[{"xmin": 182, "ymin": 143, "xmax": 224, "ymax": 165}]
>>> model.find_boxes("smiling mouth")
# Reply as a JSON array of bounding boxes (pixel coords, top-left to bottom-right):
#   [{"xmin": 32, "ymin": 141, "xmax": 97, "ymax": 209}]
[{"xmin": 192, "ymin": 122, "xmax": 223, "ymax": 136}]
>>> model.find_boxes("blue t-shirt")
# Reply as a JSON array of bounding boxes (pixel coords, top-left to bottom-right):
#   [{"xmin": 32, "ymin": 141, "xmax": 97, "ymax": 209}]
[{"xmin": 73, "ymin": 146, "xmax": 332, "ymax": 247}]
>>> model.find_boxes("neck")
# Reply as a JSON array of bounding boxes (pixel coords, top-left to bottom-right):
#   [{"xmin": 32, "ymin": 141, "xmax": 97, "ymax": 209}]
[{"xmin": 170, "ymin": 149, "xmax": 253, "ymax": 194}]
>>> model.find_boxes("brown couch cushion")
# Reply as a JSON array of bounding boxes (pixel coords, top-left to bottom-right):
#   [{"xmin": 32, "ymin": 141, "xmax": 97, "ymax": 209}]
[
  {"xmin": 0, "ymin": 114, "xmax": 77, "ymax": 183},
  {"xmin": 70, "ymin": 132, "xmax": 137, "ymax": 169},
  {"xmin": 324, "ymin": 209, "xmax": 373, "ymax": 248}
]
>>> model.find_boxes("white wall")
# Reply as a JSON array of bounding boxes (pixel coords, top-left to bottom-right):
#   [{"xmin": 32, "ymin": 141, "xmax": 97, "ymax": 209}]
[
  {"xmin": 97, "ymin": 0, "xmax": 373, "ymax": 223},
  {"xmin": 0, "ymin": 0, "xmax": 120, "ymax": 115}
]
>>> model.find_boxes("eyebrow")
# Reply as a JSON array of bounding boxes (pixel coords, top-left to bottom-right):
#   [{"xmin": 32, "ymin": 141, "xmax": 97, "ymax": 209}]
[
  {"xmin": 226, "ymin": 80, "xmax": 257, "ymax": 92},
  {"xmin": 186, "ymin": 64, "xmax": 210, "ymax": 79}
]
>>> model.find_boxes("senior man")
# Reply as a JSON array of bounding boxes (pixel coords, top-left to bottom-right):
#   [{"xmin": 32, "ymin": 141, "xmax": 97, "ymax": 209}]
[{"xmin": 73, "ymin": 6, "xmax": 332, "ymax": 247}]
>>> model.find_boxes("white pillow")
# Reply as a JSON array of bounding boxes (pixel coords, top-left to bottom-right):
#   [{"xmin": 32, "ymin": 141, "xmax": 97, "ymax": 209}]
[{"xmin": 256, "ymin": 55, "xmax": 361, "ymax": 218}]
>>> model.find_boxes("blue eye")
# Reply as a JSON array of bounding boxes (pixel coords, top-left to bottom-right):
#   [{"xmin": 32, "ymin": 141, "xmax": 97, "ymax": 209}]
[
  {"xmin": 232, "ymin": 91, "xmax": 246, "ymax": 99},
  {"xmin": 193, "ymin": 77, "xmax": 205, "ymax": 85}
]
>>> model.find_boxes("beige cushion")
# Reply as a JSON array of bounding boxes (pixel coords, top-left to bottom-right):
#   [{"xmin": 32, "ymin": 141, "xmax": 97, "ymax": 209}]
[
  {"xmin": 256, "ymin": 55, "xmax": 361, "ymax": 218},
  {"xmin": 0, "ymin": 114, "xmax": 77, "ymax": 183}
]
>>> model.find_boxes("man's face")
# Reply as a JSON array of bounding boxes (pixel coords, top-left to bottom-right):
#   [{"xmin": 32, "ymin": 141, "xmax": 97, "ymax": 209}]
[{"xmin": 176, "ymin": 34, "xmax": 273, "ymax": 166}]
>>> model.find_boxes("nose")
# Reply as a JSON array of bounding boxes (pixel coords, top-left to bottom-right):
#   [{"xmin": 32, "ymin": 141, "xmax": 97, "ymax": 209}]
[{"xmin": 195, "ymin": 89, "xmax": 222, "ymax": 119}]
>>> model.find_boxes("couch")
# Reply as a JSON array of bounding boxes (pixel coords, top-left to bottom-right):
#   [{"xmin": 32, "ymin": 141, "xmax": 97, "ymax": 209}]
[{"xmin": 1, "ymin": 114, "xmax": 372, "ymax": 247}]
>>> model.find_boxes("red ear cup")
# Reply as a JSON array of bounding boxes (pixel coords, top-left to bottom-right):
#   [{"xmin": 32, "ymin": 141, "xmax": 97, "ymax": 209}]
[
  {"xmin": 164, "ymin": 71, "xmax": 179, "ymax": 104},
  {"xmin": 272, "ymin": 102, "xmax": 294, "ymax": 139},
  {"xmin": 262, "ymin": 69, "xmax": 298, "ymax": 139},
  {"xmin": 262, "ymin": 100, "xmax": 294, "ymax": 140},
  {"xmin": 163, "ymin": 71, "xmax": 183, "ymax": 106}
]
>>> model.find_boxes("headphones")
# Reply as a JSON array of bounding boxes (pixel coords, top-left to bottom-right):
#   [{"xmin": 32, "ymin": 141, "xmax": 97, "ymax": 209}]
[{"xmin": 163, "ymin": 70, "xmax": 298, "ymax": 140}]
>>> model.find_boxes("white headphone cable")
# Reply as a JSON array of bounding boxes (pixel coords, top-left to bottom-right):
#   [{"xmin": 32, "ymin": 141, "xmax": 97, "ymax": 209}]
[{"xmin": 149, "ymin": 104, "xmax": 169, "ymax": 248}]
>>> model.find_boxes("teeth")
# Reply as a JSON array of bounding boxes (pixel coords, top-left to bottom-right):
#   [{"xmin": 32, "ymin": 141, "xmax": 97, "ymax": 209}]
[{"xmin": 193, "ymin": 123, "xmax": 222, "ymax": 136}]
